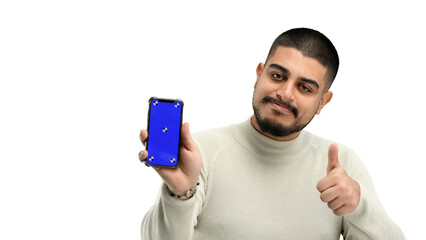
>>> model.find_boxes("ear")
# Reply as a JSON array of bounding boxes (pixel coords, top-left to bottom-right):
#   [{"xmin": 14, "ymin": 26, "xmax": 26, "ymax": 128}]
[
  {"xmin": 254, "ymin": 62, "xmax": 264, "ymax": 88},
  {"xmin": 316, "ymin": 91, "xmax": 333, "ymax": 115},
  {"xmin": 256, "ymin": 62, "xmax": 264, "ymax": 78}
]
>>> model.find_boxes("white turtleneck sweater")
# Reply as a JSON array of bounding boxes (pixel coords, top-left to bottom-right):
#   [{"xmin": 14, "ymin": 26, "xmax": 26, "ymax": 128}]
[{"xmin": 141, "ymin": 119, "xmax": 404, "ymax": 240}]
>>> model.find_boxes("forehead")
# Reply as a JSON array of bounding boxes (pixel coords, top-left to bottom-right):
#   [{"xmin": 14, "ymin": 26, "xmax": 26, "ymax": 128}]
[{"xmin": 266, "ymin": 46, "xmax": 328, "ymax": 88}]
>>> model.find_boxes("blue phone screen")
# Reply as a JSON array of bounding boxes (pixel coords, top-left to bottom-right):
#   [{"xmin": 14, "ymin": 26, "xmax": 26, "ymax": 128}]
[{"xmin": 146, "ymin": 98, "xmax": 183, "ymax": 168}]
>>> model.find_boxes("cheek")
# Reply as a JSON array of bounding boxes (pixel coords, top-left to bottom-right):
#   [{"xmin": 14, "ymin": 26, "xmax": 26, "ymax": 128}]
[
  {"xmin": 254, "ymin": 80, "xmax": 274, "ymax": 100},
  {"xmin": 253, "ymin": 87, "xmax": 265, "ymax": 103},
  {"xmin": 298, "ymin": 99, "xmax": 322, "ymax": 118}
]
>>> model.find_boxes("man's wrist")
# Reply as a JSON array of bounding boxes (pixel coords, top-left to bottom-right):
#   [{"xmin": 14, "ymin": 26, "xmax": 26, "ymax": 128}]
[{"xmin": 166, "ymin": 182, "xmax": 200, "ymax": 201}]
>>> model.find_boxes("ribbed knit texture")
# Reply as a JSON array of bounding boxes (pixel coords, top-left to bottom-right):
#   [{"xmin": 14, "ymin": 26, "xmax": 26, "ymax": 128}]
[{"xmin": 141, "ymin": 119, "xmax": 404, "ymax": 240}]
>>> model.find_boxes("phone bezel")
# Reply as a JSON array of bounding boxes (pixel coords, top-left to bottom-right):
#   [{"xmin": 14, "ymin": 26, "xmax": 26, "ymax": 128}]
[{"xmin": 145, "ymin": 97, "xmax": 184, "ymax": 168}]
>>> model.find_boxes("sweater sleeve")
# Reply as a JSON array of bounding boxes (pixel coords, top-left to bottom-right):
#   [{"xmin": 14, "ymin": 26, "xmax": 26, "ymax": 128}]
[
  {"xmin": 140, "ymin": 180, "xmax": 205, "ymax": 240},
  {"xmin": 140, "ymin": 136, "xmax": 211, "ymax": 240},
  {"xmin": 341, "ymin": 150, "xmax": 405, "ymax": 240}
]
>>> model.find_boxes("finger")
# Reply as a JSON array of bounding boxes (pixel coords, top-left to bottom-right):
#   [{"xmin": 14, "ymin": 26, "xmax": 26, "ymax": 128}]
[
  {"xmin": 319, "ymin": 187, "xmax": 338, "ymax": 203},
  {"xmin": 140, "ymin": 130, "xmax": 148, "ymax": 146},
  {"xmin": 140, "ymin": 129, "xmax": 148, "ymax": 145},
  {"xmin": 316, "ymin": 175, "xmax": 337, "ymax": 193},
  {"xmin": 138, "ymin": 150, "xmax": 148, "ymax": 162},
  {"xmin": 327, "ymin": 197, "xmax": 345, "ymax": 211},
  {"xmin": 333, "ymin": 205, "xmax": 350, "ymax": 216},
  {"xmin": 180, "ymin": 122, "xmax": 196, "ymax": 151},
  {"xmin": 327, "ymin": 143, "xmax": 340, "ymax": 174}
]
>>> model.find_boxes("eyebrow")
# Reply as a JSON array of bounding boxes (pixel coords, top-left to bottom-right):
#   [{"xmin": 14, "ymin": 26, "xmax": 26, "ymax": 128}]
[
  {"xmin": 300, "ymin": 77, "xmax": 320, "ymax": 89},
  {"xmin": 269, "ymin": 63, "xmax": 289, "ymax": 75},
  {"xmin": 268, "ymin": 63, "xmax": 320, "ymax": 90}
]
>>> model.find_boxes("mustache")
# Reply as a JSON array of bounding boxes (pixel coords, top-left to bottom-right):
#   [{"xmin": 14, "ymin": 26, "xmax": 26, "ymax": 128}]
[{"xmin": 262, "ymin": 96, "xmax": 299, "ymax": 117}]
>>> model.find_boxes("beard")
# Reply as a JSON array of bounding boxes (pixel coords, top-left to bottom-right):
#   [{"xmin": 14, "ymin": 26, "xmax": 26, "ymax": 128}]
[{"xmin": 252, "ymin": 96, "xmax": 314, "ymax": 138}]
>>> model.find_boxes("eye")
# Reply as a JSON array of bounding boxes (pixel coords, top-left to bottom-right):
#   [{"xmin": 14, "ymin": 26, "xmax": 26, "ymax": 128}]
[
  {"xmin": 271, "ymin": 73, "xmax": 284, "ymax": 81},
  {"xmin": 299, "ymin": 85, "xmax": 312, "ymax": 93}
]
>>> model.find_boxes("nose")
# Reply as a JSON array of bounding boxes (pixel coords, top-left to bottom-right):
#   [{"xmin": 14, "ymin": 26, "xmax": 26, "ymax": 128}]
[{"xmin": 276, "ymin": 83, "xmax": 295, "ymax": 102}]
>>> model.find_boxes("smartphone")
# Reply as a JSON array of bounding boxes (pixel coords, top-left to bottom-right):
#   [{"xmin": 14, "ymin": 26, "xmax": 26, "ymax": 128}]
[{"xmin": 145, "ymin": 97, "xmax": 183, "ymax": 168}]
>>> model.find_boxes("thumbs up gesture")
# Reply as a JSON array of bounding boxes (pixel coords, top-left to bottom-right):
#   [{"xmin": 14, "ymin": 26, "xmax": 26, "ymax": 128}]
[{"xmin": 316, "ymin": 143, "xmax": 361, "ymax": 216}]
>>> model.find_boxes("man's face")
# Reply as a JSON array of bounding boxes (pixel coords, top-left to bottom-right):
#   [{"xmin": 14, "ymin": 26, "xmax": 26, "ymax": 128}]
[{"xmin": 252, "ymin": 46, "xmax": 333, "ymax": 141}]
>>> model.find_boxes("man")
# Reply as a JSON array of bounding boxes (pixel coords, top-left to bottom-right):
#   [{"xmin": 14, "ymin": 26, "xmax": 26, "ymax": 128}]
[{"xmin": 139, "ymin": 28, "xmax": 405, "ymax": 239}]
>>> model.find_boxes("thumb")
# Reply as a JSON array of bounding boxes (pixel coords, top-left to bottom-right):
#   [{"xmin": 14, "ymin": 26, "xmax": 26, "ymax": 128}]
[
  {"xmin": 180, "ymin": 122, "xmax": 196, "ymax": 151},
  {"xmin": 327, "ymin": 143, "xmax": 340, "ymax": 174}
]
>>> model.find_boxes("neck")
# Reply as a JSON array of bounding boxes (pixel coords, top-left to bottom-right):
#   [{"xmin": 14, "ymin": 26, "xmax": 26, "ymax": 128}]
[{"xmin": 250, "ymin": 115, "xmax": 301, "ymax": 141}]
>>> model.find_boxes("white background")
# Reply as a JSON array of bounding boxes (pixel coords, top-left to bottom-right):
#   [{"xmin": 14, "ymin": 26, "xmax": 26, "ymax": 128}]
[{"xmin": 1, "ymin": 1, "xmax": 424, "ymax": 239}]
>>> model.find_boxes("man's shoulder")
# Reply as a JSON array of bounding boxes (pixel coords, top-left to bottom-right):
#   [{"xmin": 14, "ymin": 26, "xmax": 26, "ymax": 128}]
[
  {"xmin": 305, "ymin": 131, "xmax": 357, "ymax": 158},
  {"xmin": 192, "ymin": 124, "xmax": 238, "ymax": 172},
  {"xmin": 193, "ymin": 124, "xmax": 234, "ymax": 146},
  {"xmin": 305, "ymin": 131, "xmax": 363, "ymax": 173}
]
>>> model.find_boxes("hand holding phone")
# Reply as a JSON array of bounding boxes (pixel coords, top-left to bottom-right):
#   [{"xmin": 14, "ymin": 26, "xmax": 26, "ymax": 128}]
[{"xmin": 139, "ymin": 97, "xmax": 201, "ymax": 196}]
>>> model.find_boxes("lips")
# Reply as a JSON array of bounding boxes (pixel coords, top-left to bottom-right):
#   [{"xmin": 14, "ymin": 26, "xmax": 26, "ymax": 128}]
[
  {"xmin": 261, "ymin": 96, "xmax": 298, "ymax": 117},
  {"xmin": 271, "ymin": 102, "xmax": 292, "ymax": 113}
]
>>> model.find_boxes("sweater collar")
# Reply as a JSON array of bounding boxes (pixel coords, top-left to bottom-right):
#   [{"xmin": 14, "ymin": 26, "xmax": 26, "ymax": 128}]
[{"xmin": 231, "ymin": 118, "xmax": 309, "ymax": 158}]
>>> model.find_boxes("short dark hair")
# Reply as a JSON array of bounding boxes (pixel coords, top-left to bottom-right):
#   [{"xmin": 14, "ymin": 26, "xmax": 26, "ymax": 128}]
[{"xmin": 265, "ymin": 28, "xmax": 339, "ymax": 90}]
